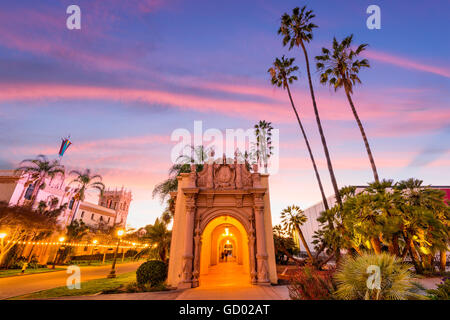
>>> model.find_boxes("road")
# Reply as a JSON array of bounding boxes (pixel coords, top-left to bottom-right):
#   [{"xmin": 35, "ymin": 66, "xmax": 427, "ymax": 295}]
[{"xmin": 0, "ymin": 261, "xmax": 142, "ymax": 299}]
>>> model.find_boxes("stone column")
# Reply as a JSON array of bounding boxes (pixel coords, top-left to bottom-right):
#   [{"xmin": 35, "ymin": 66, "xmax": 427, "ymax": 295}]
[
  {"xmin": 192, "ymin": 216, "xmax": 202, "ymax": 287},
  {"xmin": 179, "ymin": 194, "xmax": 196, "ymax": 288},
  {"xmin": 253, "ymin": 194, "xmax": 269, "ymax": 284},
  {"xmin": 248, "ymin": 215, "xmax": 257, "ymax": 284}
]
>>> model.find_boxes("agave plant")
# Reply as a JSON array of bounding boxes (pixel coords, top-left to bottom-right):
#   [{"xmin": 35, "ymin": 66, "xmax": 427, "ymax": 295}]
[{"xmin": 334, "ymin": 252, "xmax": 424, "ymax": 300}]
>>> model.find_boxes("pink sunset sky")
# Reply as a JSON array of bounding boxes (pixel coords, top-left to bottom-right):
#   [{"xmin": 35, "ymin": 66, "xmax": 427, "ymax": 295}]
[{"xmin": 0, "ymin": 0, "xmax": 448, "ymax": 228}]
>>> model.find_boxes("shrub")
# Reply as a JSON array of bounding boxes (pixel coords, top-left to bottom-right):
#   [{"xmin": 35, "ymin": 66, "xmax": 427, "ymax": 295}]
[
  {"xmin": 334, "ymin": 252, "xmax": 423, "ymax": 300},
  {"xmin": 136, "ymin": 260, "xmax": 168, "ymax": 287},
  {"xmin": 125, "ymin": 281, "xmax": 168, "ymax": 293},
  {"xmin": 288, "ymin": 266, "xmax": 336, "ymax": 300},
  {"xmin": 427, "ymin": 278, "xmax": 450, "ymax": 300}
]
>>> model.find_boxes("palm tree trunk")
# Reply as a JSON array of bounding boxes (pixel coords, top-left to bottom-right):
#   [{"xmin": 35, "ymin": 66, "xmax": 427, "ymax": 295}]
[
  {"xmin": 371, "ymin": 237, "xmax": 382, "ymax": 255},
  {"xmin": 408, "ymin": 238, "xmax": 423, "ymax": 274},
  {"xmin": 30, "ymin": 177, "xmax": 45, "ymax": 207},
  {"xmin": 286, "ymin": 84, "xmax": 329, "ymax": 211},
  {"xmin": 16, "ymin": 178, "xmax": 31, "ymax": 206},
  {"xmin": 295, "ymin": 226, "xmax": 314, "ymax": 262},
  {"xmin": 299, "ymin": 41, "xmax": 342, "ymax": 207},
  {"xmin": 388, "ymin": 234, "xmax": 400, "ymax": 256},
  {"xmin": 344, "ymin": 88, "xmax": 379, "ymax": 183},
  {"xmin": 440, "ymin": 250, "xmax": 447, "ymax": 272}
]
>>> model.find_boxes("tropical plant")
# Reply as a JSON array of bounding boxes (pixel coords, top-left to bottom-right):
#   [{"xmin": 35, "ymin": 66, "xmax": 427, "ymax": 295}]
[
  {"xmin": 136, "ymin": 260, "xmax": 168, "ymax": 287},
  {"xmin": 15, "ymin": 154, "xmax": 65, "ymax": 206},
  {"xmin": 253, "ymin": 120, "xmax": 274, "ymax": 173},
  {"xmin": 69, "ymin": 168, "xmax": 105, "ymax": 201},
  {"xmin": 278, "ymin": 6, "xmax": 342, "ymax": 206},
  {"xmin": 273, "ymin": 225, "xmax": 300, "ymax": 264},
  {"xmin": 281, "ymin": 205, "xmax": 314, "ymax": 262},
  {"xmin": 58, "ymin": 220, "xmax": 90, "ymax": 263},
  {"xmin": 142, "ymin": 218, "xmax": 171, "ymax": 262},
  {"xmin": 315, "ymin": 179, "xmax": 449, "ymax": 274},
  {"xmin": 394, "ymin": 179, "xmax": 449, "ymax": 274},
  {"xmin": 427, "ymin": 278, "xmax": 450, "ymax": 300},
  {"xmin": 316, "ymin": 35, "xmax": 379, "ymax": 182},
  {"xmin": 334, "ymin": 253, "xmax": 423, "ymax": 300},
  {"xmin": 66, "ymin": 220, "xmax": 89, "ymax": 241},
  {"xmin": 288, "ymin": 265, "xmax": 336, "ymax": 300},
  {"xmin": 0, "ymin": 201, "xmax": 57, "ymax": 265},
  {"xmin": 268, "ymin": 56, "xmax": 328, "ymax": 211},
  {"xmin": 152, "ymin": 145, "xmax": 211, "ymax": 203},
  {"xmin": 160, "ymin": 198, "xmax": 175, "ymax": 225}
]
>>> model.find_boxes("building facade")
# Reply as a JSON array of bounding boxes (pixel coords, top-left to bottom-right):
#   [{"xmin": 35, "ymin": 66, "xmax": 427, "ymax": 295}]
[
  {"xmin": 0, "ymin": 170, "xmax": 132, "ymax": 229},
  {"xmin": 167, "ymin": 154, "xmax": 278, "ymax": 289}
]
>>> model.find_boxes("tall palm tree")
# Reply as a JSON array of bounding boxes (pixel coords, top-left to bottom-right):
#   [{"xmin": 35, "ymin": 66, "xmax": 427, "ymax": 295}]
[
  {"xmin": 268, "ymin": 56, "xmax": 329, "ymax": 211},
  {"xmin": 143, "ymin": 218, "xmax": 172, "ymax": 261},
  {"xmin": 315, "ymin": 35, "xmax": 379, "ymax": 182},
  {"xmin": 254, "ymin": 120, "xmax": 274, "ymax": 173},
  {"xmin": 15, "ymin": 154, "xmax": 65, "ymax": 206},
  {"xmin": 68, "ymin": 169, "xmax": 105, "ymax": 224},
  {"xmin": 69, "ymin": 168, "xmax": 105, "ymax": 201},
  {"xmin": 279, "ymin": 6, "xmax": 342, "ymax": 206},
  {"xmin": 281, "ymin": 205, "xmax": 314, "ymax": 262}
]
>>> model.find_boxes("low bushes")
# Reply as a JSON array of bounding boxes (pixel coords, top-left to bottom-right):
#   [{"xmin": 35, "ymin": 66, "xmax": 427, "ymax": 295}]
[
  {"xmin": 288, "ymin": 266, "xmax": 336, "ymax": 300},
  {"xmin": 136, "ymin": 260, "xmax": 168, "ymax": 287},
  {"xmin": 427, "ymin": 278, "xmax": 450, "ymax": 300}
]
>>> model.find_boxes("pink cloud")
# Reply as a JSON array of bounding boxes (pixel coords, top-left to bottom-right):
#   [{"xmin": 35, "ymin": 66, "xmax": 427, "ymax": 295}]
[
  {"xmin": 365, "ymin": 49, "xmax": 450, "ymax": 78},
  {"xmin": 0, "ymin": 83, "xmax": 293, "ymax": 121}
]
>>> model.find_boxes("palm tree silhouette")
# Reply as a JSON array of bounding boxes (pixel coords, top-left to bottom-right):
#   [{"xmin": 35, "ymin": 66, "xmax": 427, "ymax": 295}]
[
  {"xmin": 280, "ymin": 205, "xmax": 314, "ymax": 262},
  {"xmin": 316, "ymin": 35, "xmax": 379, "ymax": 182},
  {"xmin": 268, "ymin": 56, "xmax": 329, "ymax": 211},
  {"xmin": 279, "ymin": 6, "xmax": 342, "ymax": 206},
  {"xmin": 69, "ymin": 168, "xmax": 105, "ymax": 201},
  {"xmin": 15, "ymin": 154, "xmax": 65, "ymax": 206}
]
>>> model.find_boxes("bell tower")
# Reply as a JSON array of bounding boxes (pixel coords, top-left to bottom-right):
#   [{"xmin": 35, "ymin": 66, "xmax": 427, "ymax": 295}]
[{"xmin": 99, "ymin": 187, "xmax": 132, "ymax": 227}]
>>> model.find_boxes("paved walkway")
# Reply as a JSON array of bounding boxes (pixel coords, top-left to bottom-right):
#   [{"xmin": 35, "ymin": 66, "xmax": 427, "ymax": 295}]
[
  {"xmin": 56, "ymin": 262, "xmax": 289, "ymax": 300},
  {"xmin": 176, "ymin": 262, "xmax": 289, "ymax": 300},
  {"xmin": 0, "ymin": 261, "xmax": 142, "ymax": 300}
]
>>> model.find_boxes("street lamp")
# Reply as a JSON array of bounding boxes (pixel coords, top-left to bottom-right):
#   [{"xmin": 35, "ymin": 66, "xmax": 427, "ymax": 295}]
[
  {"xmin": 52, "ymin": 237, "xmax": 65, "ymax": 269},
  {"xmin": 89, "ymin": 239, "xmax": 98, "ymax": 265},
  {"xmin": 107, "ymin": 229, "xmax": 124, "ymax": 278},
  {"xmin": 0, "ymin": 232, "xmax": 6, "ymax": 248}
]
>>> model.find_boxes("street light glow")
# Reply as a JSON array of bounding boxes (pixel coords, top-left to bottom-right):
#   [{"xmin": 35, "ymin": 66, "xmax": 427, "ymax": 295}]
[
  {"xmin": 58, "ymin": 237, "xmax": 65, "ymax": 242},
  {"xmin": 93, "ymin": 239, "xmax": 98, "ymax": 244},
  {"xmin": 117, "ymin": 230, "xmax": 124, "ymax": 237},
  {"xmin": 0, "ymin": 233, "xmax": 6, "ymax": 239}
]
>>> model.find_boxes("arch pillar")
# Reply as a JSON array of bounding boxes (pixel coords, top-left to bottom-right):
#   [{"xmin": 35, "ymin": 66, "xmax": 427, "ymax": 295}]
[
  {"xmin": 192, "ymin": 215, "xmax": 202, "ymax": 288},
  {"xmin": 253, "ymin": 192, "xmax": 269, "ymax": 284},
  {"xmin": 179, "ymin": 191, "xmax": 198, "ymax": 289},
  {"xmin": 248, "ymin": 215, "xmax": 257, "ymax": 284}
]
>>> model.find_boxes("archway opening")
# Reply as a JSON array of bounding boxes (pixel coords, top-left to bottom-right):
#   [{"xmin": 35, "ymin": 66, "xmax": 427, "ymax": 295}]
[{"xmin": 199, "ymin": 215, "xmax": 250, "ymax": 287}]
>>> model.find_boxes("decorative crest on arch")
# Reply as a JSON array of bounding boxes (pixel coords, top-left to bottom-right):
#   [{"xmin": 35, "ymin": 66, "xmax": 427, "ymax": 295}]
[{"xmin": 197, "ymin": 153, "xmax": 254, "ymax": 189}]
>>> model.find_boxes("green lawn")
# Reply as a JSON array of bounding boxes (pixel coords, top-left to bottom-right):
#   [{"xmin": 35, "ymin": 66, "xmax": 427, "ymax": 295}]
[
  {"xmin": 0, "ymin": 268, "xmax": 64, "ymax": 278},
  {"xmin": 68, "ymin": 257, "xmax": 144, "ymax": 267},
  {"xmin": 10, "ymin": 271, "xmax": 137, "ymax": 300}
]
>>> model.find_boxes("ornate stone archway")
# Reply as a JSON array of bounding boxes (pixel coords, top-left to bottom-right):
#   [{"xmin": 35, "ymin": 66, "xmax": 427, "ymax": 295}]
[{"xmin": 166, "ymin": 154, "xmax": 278, "ymax": 289}]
